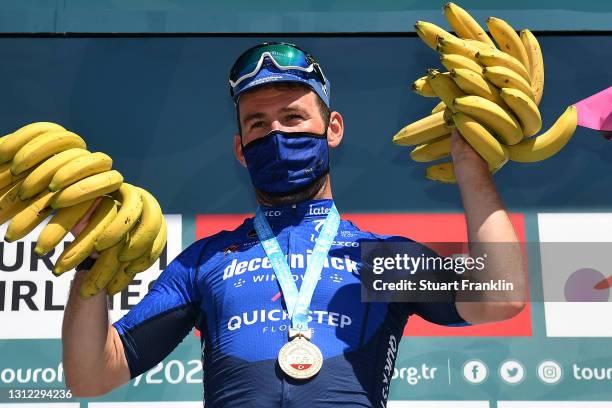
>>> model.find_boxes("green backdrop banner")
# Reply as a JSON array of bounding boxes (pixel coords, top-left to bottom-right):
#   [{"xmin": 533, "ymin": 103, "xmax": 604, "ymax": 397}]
[
  {"xmin": 0, "ymin": 0, "xmax": 611, "ymax": 33},
  {"xmin": 0, "ymin": 33, "xmax": 611, "ymax": 407}
]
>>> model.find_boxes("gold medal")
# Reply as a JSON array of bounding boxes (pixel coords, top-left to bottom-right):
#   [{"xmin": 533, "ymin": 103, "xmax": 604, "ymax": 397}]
[{"xmin": 278, "ymin": 336, "xmax": 323, "ymax": 380}]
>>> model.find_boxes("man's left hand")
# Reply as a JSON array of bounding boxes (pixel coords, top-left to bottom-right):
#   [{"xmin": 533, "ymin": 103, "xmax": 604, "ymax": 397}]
[{"xmin": 449, "ymin": 128, "xmax": 491, "ymax": 184}]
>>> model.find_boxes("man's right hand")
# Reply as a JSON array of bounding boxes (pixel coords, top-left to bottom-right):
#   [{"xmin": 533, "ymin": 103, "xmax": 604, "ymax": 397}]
[
  {"xmin": 62, "ymin": 194, "xmax": 131, "ymax": 396},
  {"xmin": 70, "ymin": 196, "xmax": 103, "ymax": 259}
]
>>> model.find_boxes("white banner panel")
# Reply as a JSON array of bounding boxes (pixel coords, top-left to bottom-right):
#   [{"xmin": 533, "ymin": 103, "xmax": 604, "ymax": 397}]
[
  {"xmin": 537, "ymin": 213, "xmax": 612, "ymax": 337},
  {"xmin": 387, "ymin": 402, "xmax": 489, "ymax": 408},
  {"xmin": 0, "ymin": 214, "xmax": 182, "ymax": 339},
  {"xmin": 0, "ymin": 404, "xmax": 79, "ymax": 408},
  {"xmin": 89, "ymin": 402, "xmax": 203, "ymax": 408},
  {"xmin": 499, "ymin": 402, "xmax": 612, "ymax": 407}
]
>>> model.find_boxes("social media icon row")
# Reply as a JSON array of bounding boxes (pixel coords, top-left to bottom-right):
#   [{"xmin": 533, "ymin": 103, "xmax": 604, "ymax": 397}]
[{"xmin": 462, "ymin": 359, "xmax": 562, "ymax": 385}]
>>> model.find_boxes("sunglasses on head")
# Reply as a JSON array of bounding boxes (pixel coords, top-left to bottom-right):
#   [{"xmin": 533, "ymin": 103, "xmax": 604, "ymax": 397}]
[{"xmin": 228, "ymin": 42, "xmax": 327, "ymax": 96}]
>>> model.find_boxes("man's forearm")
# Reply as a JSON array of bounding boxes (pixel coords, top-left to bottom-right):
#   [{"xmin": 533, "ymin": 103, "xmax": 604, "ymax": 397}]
[
  {"xmin": 456, "ymin": 166, "xmax": 517, "ymax": 242},
  {"xmin": 454, "ymin": 165, "xmax": 527, "ymax": 323},
  {"xmin": 62, "ymin": 270, "xmax": 112, "ymax": 393}
]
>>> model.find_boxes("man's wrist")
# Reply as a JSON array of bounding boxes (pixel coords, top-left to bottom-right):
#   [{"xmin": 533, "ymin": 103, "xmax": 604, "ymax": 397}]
[{"xmin": 453, "ymin": 159, "xmax": 492, "ymax": 186}]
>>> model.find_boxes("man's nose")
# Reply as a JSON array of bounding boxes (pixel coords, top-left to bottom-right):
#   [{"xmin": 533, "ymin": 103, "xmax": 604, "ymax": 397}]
[{"xmin": 270, "ymin": 120, "xmax": 283, "ymax": 132}]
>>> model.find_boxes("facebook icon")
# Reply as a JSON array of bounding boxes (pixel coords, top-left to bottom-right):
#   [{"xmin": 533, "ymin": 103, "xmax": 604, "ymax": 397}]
[{"xmin": 463, "ymin": 360, "xmax": 488, "ymax": 384}]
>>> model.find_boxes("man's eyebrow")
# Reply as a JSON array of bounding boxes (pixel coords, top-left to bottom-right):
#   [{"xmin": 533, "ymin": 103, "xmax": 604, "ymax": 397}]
[
  {"xmin": 242, "ymin": 112, "xmax": 266, "ymax": 126},
  {"xmin": 279, "ymin": 106, "xmax": 309, "ymax": 115},
  {"xmin": 242, "ymin": 106, "xmax": 309, "ymax": 126}
]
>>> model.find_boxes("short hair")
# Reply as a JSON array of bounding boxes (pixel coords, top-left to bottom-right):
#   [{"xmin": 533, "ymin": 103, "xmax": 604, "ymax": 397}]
[{"xmin": 237, "ymin": 82, "xmax": 331, "ymax": 135}]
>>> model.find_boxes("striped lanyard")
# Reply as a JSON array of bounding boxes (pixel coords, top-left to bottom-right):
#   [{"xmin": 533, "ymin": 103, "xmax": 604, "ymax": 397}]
[{"xmin": 253, "ymin": 205, "xmax": 340, "ymax": 332}]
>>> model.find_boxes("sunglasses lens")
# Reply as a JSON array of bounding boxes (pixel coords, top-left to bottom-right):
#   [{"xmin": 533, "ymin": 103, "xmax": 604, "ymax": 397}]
[{"xmin": 230, "ymin": 44, "xmax": 310, "ymax": 83}]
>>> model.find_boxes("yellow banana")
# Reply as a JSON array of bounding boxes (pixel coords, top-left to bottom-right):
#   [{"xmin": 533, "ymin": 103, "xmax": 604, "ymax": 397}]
[
  {"xmin": 0, "ymin": 181, "xmax": 13, "ymax": 197},
  {"xmin": 53, "ymin": 196, "xmax": 118, "ymax": 275},
  {"xmin": 520, "ymin": 29, "xmax": 544, "ymax": 105},
  {"xmin": 410, "ymin": 136, "xmax": 452, "ymax": 162},
  {"xmin": 437, "ymin": 37, "xmax": 480, "ymax": 62},
  {"xmin": 51, "ymin": 170, "xmax": 123, "ymax": 209},
  {"xmin": 476, "ymin": 49, "xmax": 531, "ymax": 84},
  {"xmin": 440, "ymin": 53, "xmax": 483, "ymax": 73},
  {"xmin": 95, "ymin": 183, "xmax": 143, "ymax": 251},
  {"xmin": 450, "ymin": 68, "xmax": 506, "ymax": 107},
  {"xmin": 499, "ymin": 87, "xmax": 542, "ymax": 137},
  {"xmin": 11, "ymin": 130, "xmax": 86, "ymax": 175},
  {"xmin": 414, "ymin": 21, "xmax": 457, "ymax": 50},
  {"xmin": 0, "ymin": 162, "xmax": 31, "ymax": 190},
  {"xmin": 412, "ymin": 76, "xmax": 436, "ymax": 97},
  {"xmin": 19, "ymin": 148, "xmax": 89, "ymax": 200},
  {"xmin": 106, "ymin": 263, "xmax": 137, "ymax": 296},
  {"xmin": 443, "ymin": 107, "xmax": 454, "ymax": 127},
  {"xmin": 0, "ymin": 122, "xmax": 65, "ymax": 164},
  {"xmin": 463, "ymin": 39, "xmax": 496, "ymax": 51},
  {"xmin": 35, "ymin": 199, "xmax": 95, "ymax": 256},
  {"xmin": 119, "ymin": 188, "xmax": 163, "ymax": 262},
  {"xmin": 4, "ymin": 190, "xmax": 55, "ymax": 242},
  {"xmin": 427, "ymin": 69, "xmax": 465, "ymax": 112},
  {"xmin": 426, "ymin": 162, "xmax": 457, "ymax": 183},
  {"xmin": 0, "ymin": 133, "xmax": 9, "ymax": 147},
  {"xmin": 452, "ymin": 95, "xmax": 524, "ymax": 145},
  {"xmin": 392, "ymin": 111, "xmax": 450, "ymax": 146},
  {"xmin": 453, "ymin": 112, "xmax": 508, "ymax": 169},
  {"xmin": 431, "ymin": 101, "xmax": 447, "ymax": 114},
  {"xmin": 493, "ymin": 146, "xmax": 510, "ymax": 173},
  {"xmin": 482, "ymin": 65, "xmax": 535, "ymax": 102},
  {"xmin": 126, "ymin": 216, "xmax": 168, "ymax": 273},
  {"xmin": 506, "ymin": 105, "xmax": 577, "ymax": 163},
  {"xmin": 79, "ymin": 238, "xmax": 126, "ymax": 299},
  {"xmin": 443, "ymin": 2, "xmax": 495, "ymax": 47},
  {"xmin": 0, "ymin": 180, "xmax": 28, "ymax": 225},
  {"xmin": 486, "ymin": 17, "xmax": 530, "ymax": 75},
  {"xmin": 425, "ymin": 148, "xmax": 508, "ymax": 184},
  {"xmin": 49, "ymin": 152, "xmax": 113, "ymax": 192}
]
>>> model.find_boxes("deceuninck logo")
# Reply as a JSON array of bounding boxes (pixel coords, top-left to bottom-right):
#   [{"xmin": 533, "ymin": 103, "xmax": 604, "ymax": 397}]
[
  {"xmin": 221, "ymin": 252, "xmax": 359, "ymax": 281},
  {"xmin": 0, "ymin": 214, "xmax": 182, "ymax": 339}
]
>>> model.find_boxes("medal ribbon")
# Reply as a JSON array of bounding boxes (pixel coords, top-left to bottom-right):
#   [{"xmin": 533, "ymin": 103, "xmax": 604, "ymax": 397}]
[{"xmin": 254, "ymin": 204, "xmax": 340, "ymax": 332}]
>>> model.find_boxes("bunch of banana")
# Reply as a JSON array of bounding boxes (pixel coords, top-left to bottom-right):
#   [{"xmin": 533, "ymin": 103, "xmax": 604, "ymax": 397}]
[
  {"xmin": 0, "ymin": 122, "xmax": 167, "ymax": 298},
  {"xmin": 396, "ymin": 2, "xmax": 577, "ymax": 183}
]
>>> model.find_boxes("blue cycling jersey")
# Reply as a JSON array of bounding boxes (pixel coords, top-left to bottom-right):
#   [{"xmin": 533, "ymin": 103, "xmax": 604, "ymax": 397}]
[{"xmin": 113, "ymin": 199, "xmax": 466, "ymax": 408}]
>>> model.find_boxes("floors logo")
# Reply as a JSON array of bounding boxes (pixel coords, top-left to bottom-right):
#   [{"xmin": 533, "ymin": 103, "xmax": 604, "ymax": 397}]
[{"xmin": 0, "ymin": 215, "xmax": 182, "ymax": 339}]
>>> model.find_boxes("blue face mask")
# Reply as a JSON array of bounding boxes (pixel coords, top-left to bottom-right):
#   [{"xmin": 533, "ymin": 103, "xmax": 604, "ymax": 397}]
[{"xmin": 242, "ymin": 129, "xmax": 330, "ymax": 195}]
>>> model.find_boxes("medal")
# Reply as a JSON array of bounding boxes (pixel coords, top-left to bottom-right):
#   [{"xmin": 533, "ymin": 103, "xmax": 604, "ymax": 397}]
[
  {"xmin": 278, "ymin": 336, "xmax": 323, "ymax": 380},
  {"xmin": 254, "ymin": 203, "xmax": 340, "ymax": 381}
]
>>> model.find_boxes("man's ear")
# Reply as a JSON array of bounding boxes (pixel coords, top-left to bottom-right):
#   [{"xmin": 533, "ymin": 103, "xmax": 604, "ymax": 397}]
[
  {"xmin": 327, "ymin": 111, "xmax": 344, "ymax": 148},
  {"xmin": 234, "ymin": 133, "xmax": 247, "ymax": 167}
]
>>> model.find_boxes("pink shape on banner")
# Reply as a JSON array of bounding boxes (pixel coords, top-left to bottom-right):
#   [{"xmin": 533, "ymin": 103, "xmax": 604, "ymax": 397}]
[
  {"xmin": 595, "ymin": 275, "xmax": 612, "ymax": 290},
  {"xmin": 574, "ymin": 86, "xmax": 612, "ymax": 131}
]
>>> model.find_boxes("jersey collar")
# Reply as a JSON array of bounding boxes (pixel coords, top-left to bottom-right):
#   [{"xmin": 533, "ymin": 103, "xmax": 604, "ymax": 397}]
[{"xmin": 259, "ymin": 198, "xmax": 336, "ymax": 221}]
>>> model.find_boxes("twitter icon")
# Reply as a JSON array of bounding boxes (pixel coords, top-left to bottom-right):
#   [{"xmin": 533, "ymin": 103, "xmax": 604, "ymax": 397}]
[{"xmin": 500, "ymin": 360, "xmax": 526, "ymax": 385}]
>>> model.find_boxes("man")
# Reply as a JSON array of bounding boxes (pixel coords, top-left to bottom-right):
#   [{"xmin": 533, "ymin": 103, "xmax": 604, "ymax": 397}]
[{"xmin": 62, "ymin": 42, "xmax": 526, "ymax": 407}]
